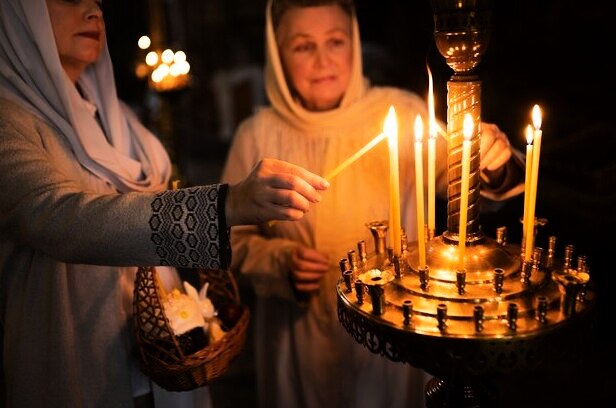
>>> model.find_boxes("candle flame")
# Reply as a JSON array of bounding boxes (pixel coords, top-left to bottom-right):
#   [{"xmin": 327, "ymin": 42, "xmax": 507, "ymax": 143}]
[
  {"xmin": 427, "ymin": 65, "xmax": 437, "ymax": 139},
  {"xmin": 414, "ymin": 114, "xmax": 424, "ymax": 143},
  {"xmin": 525, "ymin": 124, "xmax": 534, "ymax": 145},
  {"xmin": 463, "ymin": 113, "xmax": 474, "ymax": 141},
  {"xmin": 532, "ymin": 104, "xmax": 542, "ymax": 130},
  {"xmin": 385, "ymin": 106, "xmax": 398, "ymax": 145}
]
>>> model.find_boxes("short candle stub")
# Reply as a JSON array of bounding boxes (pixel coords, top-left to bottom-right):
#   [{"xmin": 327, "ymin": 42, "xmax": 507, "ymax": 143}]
[
  {"xmin": 493, "ymin": 268, "xmax": 504, "ymax": 294},
  {"xmin": 402, "ymin": 300, "xmax": 413, "ymax": 326},
  {"xmin": 473, "ymin": 305, "xmax": 484, "ymax": 332},
  {"xmin": 507, "ymin": 303, "xmax": 518, "ymax": 331}
]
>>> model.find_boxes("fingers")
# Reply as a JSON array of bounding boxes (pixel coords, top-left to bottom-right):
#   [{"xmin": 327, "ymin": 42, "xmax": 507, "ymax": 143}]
[
  {"xmin": 290, "ymin": 247, "xmax": 329, "ymax": 293},
  {"xmin": 480, "ymin": 123, "xmax": 511, "ymax": 171},
  {"xmin": 264, "ymin": 158, "xmax": 330, "ymax": 191}
]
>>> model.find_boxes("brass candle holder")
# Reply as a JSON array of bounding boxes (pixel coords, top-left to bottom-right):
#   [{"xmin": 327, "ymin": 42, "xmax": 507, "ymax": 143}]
[{"xmin": 336, "ymin": 1, "xmax": 596, "ymax": 406}]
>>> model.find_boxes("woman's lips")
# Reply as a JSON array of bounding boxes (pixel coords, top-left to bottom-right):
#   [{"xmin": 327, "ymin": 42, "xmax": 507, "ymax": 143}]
[{"xmin": 77, "ymin": 31, "xmax": 100, "ymax": 41}]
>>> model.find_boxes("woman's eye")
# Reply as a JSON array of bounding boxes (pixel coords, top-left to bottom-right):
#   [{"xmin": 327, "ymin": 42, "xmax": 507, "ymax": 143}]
[{"xmin": 293, "ymin": 43, "xmax": 314, "ymax": 53}]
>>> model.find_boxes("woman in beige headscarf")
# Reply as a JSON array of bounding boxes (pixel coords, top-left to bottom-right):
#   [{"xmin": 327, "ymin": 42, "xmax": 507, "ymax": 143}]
[
  {"xmin": 0, "ymin": 1, "xmax": 329, "ymax": 407},
  {"xmin": 221, "ymin": 0, "xmax": 523, "ymax": 407}
]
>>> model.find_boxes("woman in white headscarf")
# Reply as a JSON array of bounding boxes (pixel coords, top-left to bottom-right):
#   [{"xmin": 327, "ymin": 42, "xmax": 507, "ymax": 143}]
[
  {"xmin": 0, "ymin": 0, "xmax": 329, "ymax": 407},
  {"xmin": 220, "ymin": 0, "xmax": 524, "ymax": 407}
]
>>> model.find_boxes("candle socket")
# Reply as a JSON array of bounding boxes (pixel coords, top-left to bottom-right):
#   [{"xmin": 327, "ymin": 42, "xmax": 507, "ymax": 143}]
[
  {"xmin": 520, "ymin": 261, "xmax": 531, "ymax": 286},
  {"xmin": 348, "ymin": 250, "xmax": 359, "ymax": 273},
  {"xmin": 339, "ymin": 258, "xmax": 350, "ymax": 275},
  {"xmin": 456, "ymin": 269, "xmax": 466, "ymax": 295},
  {"xmin": 357, "ymin": 240, "xmax": 368, "ymax": 264},
  {"xmin": 473, "ymin": 305, "xmax": 484, "ymax": 332},
  {"xmin": 402, "ymin": 300, "xmax": 413, "ymax": 326},
  {"xmin": 419, "ymin": 266, "xmax": 430, "ymax": 291},
  {"xmin": 367, "ymin": 221, "xmax": 388, "ymax": 255},
  {"xmin": 354, "ymin": 280, "xmax": 364, "ymax": 305},
  {"xmin": 493, "ymin": 268, "xmax": 504, "ymax": 294},
  {"xmin": 496, "ymin": 226, "xmax": 507, "ymax": 246},
  {"xmin": 427, "ymin": 228, "xmax": 435, "ymax": 241},
  {"xmin": 367, "ymin": 284, "xmax": 385, "ymax": 315},
  {"xmin": 393, "ymin": 255, "xmax": 401, "ymax": 278},
  {"xmin": 536, "ymin": 296, "xmax": 548, "ymax": 324},
  {"xmin": 563, "ymin": 244, "xmax": 574, "ymax": 271},
  {"xmin": 555, "ymin": 273, "xmax": 584, "ymax": 317},
  {"xmin": 437, "ymin": 303, "xmax": 448, "ymax": 332},
  {"xmin": 546, "ymin": 236, "xmax": 557, "ymax": 269},
  {"xmin": 401, "ymin": 230, "xmax": 408, "ymax": 254},
  {"xmin": 507, "ymin": 303, "xmax": 518, "ymax": 331},
  {"xmin": 343, "ymin": 270, "xmax": 353, "ymax": 293}
]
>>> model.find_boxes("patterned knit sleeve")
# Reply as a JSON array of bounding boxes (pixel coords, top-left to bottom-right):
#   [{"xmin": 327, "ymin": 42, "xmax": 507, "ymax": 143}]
[{"xmin": 149, "ymin": 184, "xmax": 231, "ymax": 270}]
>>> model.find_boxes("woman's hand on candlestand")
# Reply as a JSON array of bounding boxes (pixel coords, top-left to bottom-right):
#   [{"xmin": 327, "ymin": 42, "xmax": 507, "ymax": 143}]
[
  {"xmin": 289, "ymin": 246, "xmax": 330, "ymax": 294},
  {"xmin": 480, "ymin": 122, "xmax": 512, "ymax": 171},
  {"xmin": 226, "ymin": 158, "xmax": 330, "ymax": 226}
]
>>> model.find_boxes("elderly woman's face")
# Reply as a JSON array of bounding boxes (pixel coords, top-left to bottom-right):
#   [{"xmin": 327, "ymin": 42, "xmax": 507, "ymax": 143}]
[
  {"xmin": 46, "ymin": 0, "xmax": 105, "ymax": 82},
  {"xmin": 276, "ymin": 5, "xmax": 353, "ymax": 111}
]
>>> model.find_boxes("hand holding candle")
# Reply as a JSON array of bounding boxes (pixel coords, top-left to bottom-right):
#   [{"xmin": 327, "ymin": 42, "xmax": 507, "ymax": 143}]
[
  {"xmin": 414, "ymin": 115, "xmax": 427, "ymax": 268},
  {"xmin": 458, "ymin": 114, "xmax": 473, "ymax": 269},
  {"xmin": 385, "ymin": 106, "xmax": 401, "ymax": 257},
  {"xmin": 525, "ymin": 105, "xmax": 543, "ymax": 262}
]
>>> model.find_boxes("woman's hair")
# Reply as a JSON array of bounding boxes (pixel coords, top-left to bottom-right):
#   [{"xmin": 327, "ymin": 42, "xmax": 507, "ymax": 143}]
[{"xmin": 271, "ymin": 0, "xmax": 355, "ymax": 29}]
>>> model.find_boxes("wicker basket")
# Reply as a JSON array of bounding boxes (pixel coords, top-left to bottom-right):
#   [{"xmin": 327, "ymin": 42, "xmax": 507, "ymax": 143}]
[{"xmin": 132, "ymin": 266, "xmax": 250, "ymax": 391}]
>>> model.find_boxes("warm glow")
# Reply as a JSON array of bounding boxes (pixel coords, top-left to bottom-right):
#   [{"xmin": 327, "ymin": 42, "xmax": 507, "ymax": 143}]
[
  {"xmin": 525, "ymin": 124, "xmax": 534, "ymax": 145},
  {"xmin": 414, "ymin": 114, "xmax": 423, "ymax": 143},
  {"xmin": 532, "ymin": 104, "xmax": 542, "ymax": 130},
  {"xmin": 427, "ymin": 66, "xmax": 437, "ymax": 139},
  {"xmin": 174, "ymin": 50, "xmax": 187, "ymax": 63},
  {"xmin": 145, "ymin": 51, "xmax": 159, "ymax": 67},
  {"xmin": 161, "ymin": 49, "xmax": 175, "ymax": 64},
  {"xmin": 385, "ymin": 106, "xmax": 398, "ymax": 140},
  {"xmin": 463, "ymin": 113, "xmax": 474, "ymax": 140},
  {"xmin": 138, "ymin": 35, "xmax": 151, "ymax": 50}
]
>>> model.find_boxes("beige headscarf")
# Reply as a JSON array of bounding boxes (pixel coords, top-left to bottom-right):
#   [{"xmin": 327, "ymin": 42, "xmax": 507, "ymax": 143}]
[
  {"xmin": 0, "ymin": 0, "xmax": 171, "ymax": 193},
  {"xmin": 264, "ymin": 0, "xmax": 375, "ymax": 130}
]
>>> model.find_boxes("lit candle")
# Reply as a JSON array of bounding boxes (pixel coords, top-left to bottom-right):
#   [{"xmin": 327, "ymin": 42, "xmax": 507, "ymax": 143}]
[
  {"xmin": 525, "ymin": 105, "xmax": 543, "ymax": 261},
  {"xmin": 324, "ymin": 132, "xmax": 387, "ymax": 181},
  {"xmin": 427, "ymin": 66, "xmax": 437, "ymax": 239},
  {"xmin": 385, "ymin": 106, "xmax": 401, "ymax": 256},
  {"xmin": 522, "ymin": 124, "xmax": 534, "ymax": 252},
  {"xmin": 414, "ymin": 115, "xmax": 427, "ymax": 268},
  {"xmin": 458, "ymin": 114, "xmax": 473, "ymax": 269}
]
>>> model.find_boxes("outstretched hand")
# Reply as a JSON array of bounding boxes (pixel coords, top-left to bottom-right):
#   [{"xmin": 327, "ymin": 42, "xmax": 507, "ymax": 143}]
[
  {"xmin": 226, "ymin": 158, "xmax": 329, "ymax": 226},
  {"xmin": 480, "ymin": 122, "xmax": 512, "ymax": 171}
]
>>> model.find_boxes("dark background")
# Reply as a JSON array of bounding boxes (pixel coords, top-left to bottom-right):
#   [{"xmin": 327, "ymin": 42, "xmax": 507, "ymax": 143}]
[{"xmin": 103, "ymin": 1, "xmax": 613, "ymax": 406}]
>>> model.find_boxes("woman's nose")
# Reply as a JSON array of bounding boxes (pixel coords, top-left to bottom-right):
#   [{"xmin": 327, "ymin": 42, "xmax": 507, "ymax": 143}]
[
  {"xmin": 314, "ymin": 48, "xmax": 331, "ymax": 68},
  {"xmin": 85, "ymin": 1, "xmax": 103, "ymax": 20}
]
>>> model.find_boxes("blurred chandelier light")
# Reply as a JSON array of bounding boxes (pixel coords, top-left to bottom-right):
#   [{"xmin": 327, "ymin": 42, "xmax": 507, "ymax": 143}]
[{"xmin": 135, "ymin": 35, "xmax": 191, "ymax": 92}]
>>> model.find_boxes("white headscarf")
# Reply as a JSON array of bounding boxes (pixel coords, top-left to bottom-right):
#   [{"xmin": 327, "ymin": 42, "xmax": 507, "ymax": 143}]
[
  {"xmin": 0, "ymin": 0, "xmax": 171, "ymax": 192},
  {"xmin": 265, "ymin": 0, "xmax": 382, "ymax": 131}
]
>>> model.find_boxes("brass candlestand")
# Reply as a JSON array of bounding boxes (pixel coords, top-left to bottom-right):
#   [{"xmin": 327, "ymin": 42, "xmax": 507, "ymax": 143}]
[{"xmin": 336, "ymin": 1, "xmax": 595, "ymax": 406}]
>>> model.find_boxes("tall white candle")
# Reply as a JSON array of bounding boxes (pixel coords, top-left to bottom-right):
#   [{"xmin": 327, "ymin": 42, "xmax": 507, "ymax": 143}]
[
  {"xmin": 385, "ymin": 106, "xmax": 401, "ymax": 257},
  {"xmin": 414, "ymin": 115, "xmax": 426, "ymax": 268},
  {"xmin": 525, "ymin": 105, "xmax": 543, "ymax": 262},
  {"xmin": 458, "ymin": 114, "xmax": 473, "ymax": 269},
  {"xmin": 522, "ymin": 124, "xmax": 534, "ymax": 252},
  {"xmin": 427, "ymin": 66, "xmax": 437, "ymax": 237}
]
